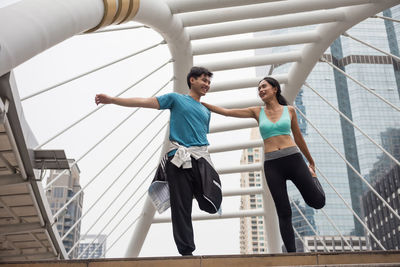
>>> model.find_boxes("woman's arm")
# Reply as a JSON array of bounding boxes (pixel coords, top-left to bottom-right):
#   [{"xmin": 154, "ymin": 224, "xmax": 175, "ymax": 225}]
[
  {"xmin": 201, "ymin": 102, "xmax": 257, "ymax": 119},
  {"xmin": 289, "ymin": 106, "xmax": 316, "ymax": 176},
  {"xmin": 95, "ymin": 94, "xmax": 160, "ymax": 109}
]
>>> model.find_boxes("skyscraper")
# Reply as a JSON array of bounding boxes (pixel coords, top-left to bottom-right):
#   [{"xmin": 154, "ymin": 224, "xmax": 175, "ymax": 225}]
[
  {"xmin": 362, "ymin": 128, "xmax": 400, "ymax": 250},
  {"xmin": 46, "ymin": 159, "xmax": 83, "ymax": 258}
]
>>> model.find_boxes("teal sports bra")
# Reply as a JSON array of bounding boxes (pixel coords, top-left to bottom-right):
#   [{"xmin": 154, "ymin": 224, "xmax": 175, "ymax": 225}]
[{"xmin": 259, "ymin": 106, "xmax": 291, "ymax": 140}]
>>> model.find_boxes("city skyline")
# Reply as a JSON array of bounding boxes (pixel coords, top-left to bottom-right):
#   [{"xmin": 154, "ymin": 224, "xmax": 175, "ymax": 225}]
[{"xmin": 2, "ymin": 0, "xmax": 399, "ymax": 258}]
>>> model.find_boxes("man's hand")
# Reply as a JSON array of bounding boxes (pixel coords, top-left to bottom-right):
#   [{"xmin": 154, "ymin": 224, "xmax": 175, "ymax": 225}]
[{"xmin": 95, "ymin": 94, "xmax": 113, "ymax": 105}]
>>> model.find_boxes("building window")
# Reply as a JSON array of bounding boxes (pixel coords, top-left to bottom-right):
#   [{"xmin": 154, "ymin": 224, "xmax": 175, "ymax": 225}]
[
  {"xmin": 53, "ymin": 187, "xmax": 64, "ymax": 198},
  {"xmin": 248, "ymin": 155, "xmax": 254, "ymax": 163}
]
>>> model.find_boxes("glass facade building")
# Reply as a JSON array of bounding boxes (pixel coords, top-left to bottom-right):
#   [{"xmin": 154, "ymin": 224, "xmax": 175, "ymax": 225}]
[
  {"xmin": 46, "ymin": 160, "xmax": 83, "ymax": 258},
  {"xmin": 255, "ymin": 7, "xmax": 400, "ymax": 243}
]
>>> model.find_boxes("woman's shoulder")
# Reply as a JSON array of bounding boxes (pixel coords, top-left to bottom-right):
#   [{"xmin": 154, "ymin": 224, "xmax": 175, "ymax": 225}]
[
  {"xmin": 286, "ymin": 105, "xmax": 295, "ymax": 112},
  {"xmin": 285, "ymin": 105, "xmax": 297, "ymax": 119}
]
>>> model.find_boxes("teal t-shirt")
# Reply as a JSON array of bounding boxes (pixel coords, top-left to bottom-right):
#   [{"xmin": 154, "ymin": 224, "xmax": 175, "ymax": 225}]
[{"xmin": 156, "ymin": 93, "xmax": 210, "ymax": 154}]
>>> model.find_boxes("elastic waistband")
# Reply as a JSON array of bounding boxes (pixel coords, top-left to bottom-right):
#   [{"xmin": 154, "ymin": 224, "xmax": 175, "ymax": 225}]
[{"xmin": 264, "ymin": 146, "xmax": 300, "ymax": 161}]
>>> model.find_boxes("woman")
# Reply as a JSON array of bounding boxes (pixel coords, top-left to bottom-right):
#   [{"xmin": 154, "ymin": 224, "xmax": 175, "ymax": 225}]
[{"xmin": 202, "ymin": 76, "xmax": 325, "ymax": 252}]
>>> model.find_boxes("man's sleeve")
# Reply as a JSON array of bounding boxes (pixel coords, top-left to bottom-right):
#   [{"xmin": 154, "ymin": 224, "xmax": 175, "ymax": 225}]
[{"xmin": 156, "ymin": 93, "xmax": 176, "ymax": 110}]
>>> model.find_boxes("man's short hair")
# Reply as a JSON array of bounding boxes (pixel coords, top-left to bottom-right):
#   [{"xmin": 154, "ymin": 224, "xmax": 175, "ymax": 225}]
[{"xmin": 186, "ymin": 66, "xmax": 213, "ymax": 89}]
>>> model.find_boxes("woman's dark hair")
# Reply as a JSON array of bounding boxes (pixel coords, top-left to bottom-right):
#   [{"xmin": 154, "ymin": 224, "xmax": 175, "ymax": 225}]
[
  {"xmin": 186, "ymin": 66, "xmax": 213, "ymax": 89},
  {"xmin": 259, "ymin": 76, "xmax": 287, "ymax": 105}
]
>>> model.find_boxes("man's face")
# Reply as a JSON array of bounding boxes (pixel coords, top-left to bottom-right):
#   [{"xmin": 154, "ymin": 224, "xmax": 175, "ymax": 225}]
[{"xmin": 190, "ymin": 74, "xmax": 211, "ymax": 96}]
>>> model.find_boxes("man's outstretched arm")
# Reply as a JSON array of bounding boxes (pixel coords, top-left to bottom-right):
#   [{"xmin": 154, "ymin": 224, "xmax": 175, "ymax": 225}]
[{"xmin": 95, "ymin": 94, "xmax": 160, "ymax": 109}]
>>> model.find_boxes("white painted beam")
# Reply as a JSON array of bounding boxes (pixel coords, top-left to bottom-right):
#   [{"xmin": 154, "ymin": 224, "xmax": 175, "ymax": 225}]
[
  {"xmin": 0, "ymin": 0, "xmax": 104, "ymax": 77},
  {"xmin": 133, "ymin": 0, "xmax": 192, "ymax": 93},
  {"xmin": 212, "ymin": 98, "xmax": 264, "ymax": 109},
  {"xmin": 209, "ymin": 119, "xmax": 258, "ymax": 133},
  {"xmin": 188, "ymin": 9, "xmax": 345, "ymax": 40},
  {"xmin": 202, "ymin": 51, "xmax": 302, "ymax": 72},
  {"xmin": 166, "ymin": 0, "xmax": 283, "ymax": 14},
  {"xmin": 153, "ymin": 209, "xmax": 265, "ymax": 223},
  {"xmin": 210, "ymin": 74, "xmax": 288, "ymax": 93},
  {"xmin": 223, "ymin": 187, "xmax": 264, "ymax": 197},
  {"xmin": 180, "ymin": 0, "xmax": 371, "ymax": 27},
  {"xmin": 217, "ymin": 163, "xmax": 263, "ymax": 175},
  {"xmin": 193, "ymin": 31, "xmax": 320, "ymax": 55},
  {"xmin": 209, "ymin": 139, "xmax": 263, "ymax": 153},
  {"xmin": 125, "ymin": 196, "xmax": 156, "ymax": 257}
]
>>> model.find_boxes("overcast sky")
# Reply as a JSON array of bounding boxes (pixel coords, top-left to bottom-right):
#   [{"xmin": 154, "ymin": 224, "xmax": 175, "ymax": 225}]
[{"xmin": 3, "ymin": 0, "xmax": 261, "ymax": 258}]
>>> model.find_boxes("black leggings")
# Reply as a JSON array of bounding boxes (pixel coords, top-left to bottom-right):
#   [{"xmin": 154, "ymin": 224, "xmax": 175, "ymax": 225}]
[{"xmin": 264, "ymin": 152, "xmax": 325, "ymax": 252}]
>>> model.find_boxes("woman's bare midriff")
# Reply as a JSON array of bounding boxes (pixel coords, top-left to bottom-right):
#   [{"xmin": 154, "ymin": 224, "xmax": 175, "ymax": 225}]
[{"xmin": 263, "ymin": 135, "xmax": 297, "ymax": 153}]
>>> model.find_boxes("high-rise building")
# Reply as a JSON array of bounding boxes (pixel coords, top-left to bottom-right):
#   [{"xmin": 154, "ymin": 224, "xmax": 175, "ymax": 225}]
[
  {"xmin": 239, "ymin": 128, "xmax": 266, "ymax": 254},
  {"xmin": 362, "ymin": 165, "xmax": 400, "ymax": 250},
  {"xmin": 46, "ymin": 159, "xmax": 83, "ymax": 258},
  {"xmin": 253, "ymin": 7, "xmax": 400, "ymax": 241},
  {"xmin": 78, "ymin": 235, "xmax": 107, "ymax": 259},
  {"xmin": 362, "ymin": 128, "xmax": 400, "ymax": 250},
  {"xmin": 368, "ymin": 128, "xmax": 400, "ymax": 183}
]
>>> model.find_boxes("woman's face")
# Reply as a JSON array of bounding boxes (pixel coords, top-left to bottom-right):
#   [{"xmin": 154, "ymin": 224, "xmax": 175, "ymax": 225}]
[{"xmin": 258, "ymin": 80, "xmax": 277, "ymax": 101}]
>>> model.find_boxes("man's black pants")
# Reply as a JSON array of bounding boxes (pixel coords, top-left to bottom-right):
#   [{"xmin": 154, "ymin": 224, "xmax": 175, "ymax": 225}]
[{"xmin": 166, "ymin": 156, "xmax": 216, "ymax": 256}]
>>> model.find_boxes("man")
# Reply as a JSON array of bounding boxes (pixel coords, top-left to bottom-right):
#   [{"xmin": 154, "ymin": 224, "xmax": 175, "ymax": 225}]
[{"xmin": 95, "ymin": 66, "xmax": 222, "ymax": 256}]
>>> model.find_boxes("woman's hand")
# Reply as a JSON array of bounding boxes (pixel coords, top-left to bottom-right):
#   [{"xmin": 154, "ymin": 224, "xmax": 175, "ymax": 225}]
[{"xmin": 308, "ymin": 163, "xmax": 316, "ymax": 177}]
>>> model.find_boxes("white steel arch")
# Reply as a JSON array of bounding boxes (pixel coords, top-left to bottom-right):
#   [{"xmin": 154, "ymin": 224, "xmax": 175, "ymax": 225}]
[{"xmin": 0, "ymin": 0, "xmax": 399, "ymax": 260}]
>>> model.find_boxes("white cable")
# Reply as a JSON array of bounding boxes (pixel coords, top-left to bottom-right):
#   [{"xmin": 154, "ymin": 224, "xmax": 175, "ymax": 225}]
[
  {"xmin": 52, "ymin": 110, "xmax": 166, "ymax": 221},
  {"xmin": 294, "ymin": 105, "xmax": 386, "ymax": 250},
  {"xmin": 292, "ymin": 227, "xmax": 310, "ymax": 252},
  {"xmin": 319, "ymin": 208, "xmax": 355, "ymax": 251},
  {"xmin": 304, "ymin": 82, "xmax": 400, "ymax": 167},
  {"xmin": 315, "ymin": 165, "xmax": 386, "ymax": 250},
  {"xmin": 290, "ymin": 199, "xmax": 330, "ymax": 252},
  {"xmin": 342, "ymin": 32, "xmax": 400, "ymax": 62},
  {"xmin": 104, "ymin": 199, "xmax": 146, "ymax": 256},
  {"xmin": 62, "ymin": 123, "xmax": 168, "ymax": 240},
  {"xmin": 294, "ymin": 105, "xmax": 400, "ymax": 223},
  {"xmin": 321, "ymin": 57, "xmax": 400, "ymax": 112},
  {"xmin": 372, "ymin": 15, "xmax": 400, "ymax": 24},
  {"xmin": 88, "ymin": 25, "xmax": 149, "ymax": 34},
  {"xmin": 35, "ymin": 59, "xmax": 172, "ymax": 149},
  {"xmin": 45, "ymin": 77, "xmax": 173, "ymax": 189},
  {"xmin": 75, "ymin": 162, "xmax": 157, "ymax": 257},
  {"xmin": 21, "ymin": 41, "xmax": 165, "ymax": 101}
]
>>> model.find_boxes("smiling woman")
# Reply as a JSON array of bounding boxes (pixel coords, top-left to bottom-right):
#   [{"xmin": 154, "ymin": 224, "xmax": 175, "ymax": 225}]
[{"xmin": 201, "ymin": 76, "xmax": 326, "ymax": 252}]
